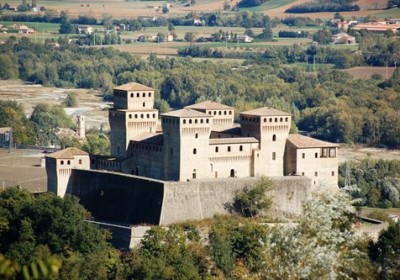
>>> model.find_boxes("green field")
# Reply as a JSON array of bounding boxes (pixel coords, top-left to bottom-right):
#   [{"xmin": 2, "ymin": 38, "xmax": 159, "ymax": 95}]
[
  {"xmin": 0, "ymin": 21, "xmax": 60, "ymax": 32},
  {"xmin": 372, "ymin": 8, "xmax": 400, "ymax": 19}
]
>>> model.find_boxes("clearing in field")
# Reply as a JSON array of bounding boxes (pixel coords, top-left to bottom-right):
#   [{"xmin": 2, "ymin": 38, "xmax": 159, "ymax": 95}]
[{"xmin": 343, "ymin": 66, "xmax": 396, "ymax": 79}]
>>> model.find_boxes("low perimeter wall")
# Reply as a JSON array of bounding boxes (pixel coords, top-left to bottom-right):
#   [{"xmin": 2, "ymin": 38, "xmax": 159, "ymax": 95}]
[{"xmin": 70, "ymin": 169, "xmax": 312, "ymax": 226}]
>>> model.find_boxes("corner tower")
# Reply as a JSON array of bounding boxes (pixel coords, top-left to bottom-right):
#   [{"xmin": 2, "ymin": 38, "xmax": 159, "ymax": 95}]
[
  {"xmin": 161, "ymin": 109, "xmax": 212, "ymax": 181},
  {"xmin": 240, "ymin": 107, "xmax": 291, "ymax": 176},
  {"xmin": 109, "ymin": 83, "xmax": 158, "ymax": 158}
]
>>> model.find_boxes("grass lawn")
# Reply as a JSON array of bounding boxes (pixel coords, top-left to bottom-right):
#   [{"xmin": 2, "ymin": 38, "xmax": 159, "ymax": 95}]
[
  {"xmin": 361, "ymin": 207, "xmax": 400, "ymax": 217},
  {"xmin": 372, "ymin": 8, "xmax": 400, "ymax": 19},
  {"xmin": 240, "ymin": 0, "xmax": 298, "ymax": 12}
]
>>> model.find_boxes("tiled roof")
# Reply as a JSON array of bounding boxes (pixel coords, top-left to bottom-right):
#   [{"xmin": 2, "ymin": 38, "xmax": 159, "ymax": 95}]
[
  {"xmin": 287, "ymin": 134, "xmax": 338, "ymax": 149},
  {"xmin": 186, "ymin": 101, "xmax": 234, "ymax": 110},
  {"xmin": 46, "ymin": 147, "xmax": 88, "ymax": 159},
  {"xmin": 162, "ymin": 108, "xmax": 210, "ymax": 118},
  {"xmin": 209, "ymin": 137, "xmax": 259, "ymax": 145},
  {"xmin": 114, "ymin": 82, "xmax": 154, "ymax": 91},
  {"xmin": 0, "ymin": 127, "xmax": 11, "ymax": 134},
  {"xmin": 241, "ymin": 107, "xmax": 290, "ymax": 116}
]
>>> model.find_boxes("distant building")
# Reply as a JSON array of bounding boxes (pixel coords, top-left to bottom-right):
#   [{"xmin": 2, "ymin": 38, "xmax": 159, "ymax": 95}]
[
  {"xmin": 165, "ymin": 33, "xmax": 174, "ymax": 42},
  {"xmin": 0, "ymin": 127, "xmax": 11, "ymax": 147},
  {"xmin": 332, "ymin": 32, "xmax": 356, "ymax": 44},
  {"xmin": 76, "ymin": 26, "xmax": 94, "ymax": 35},
  {"xmin": 237, "ymin": 35, "xmax": 254, "ymax": 43},
  {"xmin": 352, "ymin": 22, "xmax": 400, "ymax": 34}
]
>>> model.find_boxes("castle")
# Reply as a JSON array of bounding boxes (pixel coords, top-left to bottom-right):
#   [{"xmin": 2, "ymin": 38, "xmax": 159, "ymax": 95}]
[
  {"xmin": 45, "ymin": 82, "xmax": 339, "ymax": 227},
  {"xmin": 96, "ymin": 82, "xmax": 338, "ymax": 187}
]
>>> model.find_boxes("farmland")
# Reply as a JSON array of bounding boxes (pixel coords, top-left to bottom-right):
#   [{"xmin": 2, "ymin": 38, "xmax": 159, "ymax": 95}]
[{"xmin": 343, "ymin": 66, "xmax": 396, "ymax": 79}]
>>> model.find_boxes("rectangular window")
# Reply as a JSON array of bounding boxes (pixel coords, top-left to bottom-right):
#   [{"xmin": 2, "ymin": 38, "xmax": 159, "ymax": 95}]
[
  {"xmin": 332, "ymin": 171, "xmax": 335, "ymax": 176},
  {"xmin": 329, "ymin": 148, "xmax": 336, "ymax": 158},
  {"xmin": 321, "ymin": 148, "xmax": 328, "ymax": 157},
  {"xmin": 315, "ymin": 153, "xmax": 318, "ymax": 158},
  {"xmin": 302, "ymin": 153, "xmax": 305, "ymax": 159},
  {"xmin": 227, "ymin": 146, "xmax": 231, "ymax": 152},
  {"xmin": 272, "ymin": 152, "xmax": 276, "ymax": 160},
  {"xmin": 315, "ymin": 172, "xmax": 318, "ymax": 177},
  {"xmin": 301, "ymin": 172, "xmax": 305, "ymax": 176}
]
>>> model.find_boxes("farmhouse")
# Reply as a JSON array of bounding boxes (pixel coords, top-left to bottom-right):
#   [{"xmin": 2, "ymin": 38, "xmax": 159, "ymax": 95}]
[
  {"xmin": 76, "ymin": 26, "xmax": 94, "ymax": 35},
  {"xmin": 332, "ymin": 32, "xmax": 356, "ymax": 44},
  {"xmin": 352, "ymin": 22, "xmax": 400, "ymax": 34},
  {"xmin": 237, "ymin": 35, "xmax": 254, "ymax": 43}
]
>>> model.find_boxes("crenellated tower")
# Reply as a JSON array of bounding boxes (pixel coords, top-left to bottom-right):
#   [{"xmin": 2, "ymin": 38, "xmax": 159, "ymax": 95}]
[
  {"xmin": 109, "ymin": 83, "xmax": 158, "ymax": 158},
  {"xmin": 240, "ymin": 108, "xmax": 291, "ymax": 176},
  {"xmin": 161, "ymin": 109, "xmax": 212, "ymax": 181}
]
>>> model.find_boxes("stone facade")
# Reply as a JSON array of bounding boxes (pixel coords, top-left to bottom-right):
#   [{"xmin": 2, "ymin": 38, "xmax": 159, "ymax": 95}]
[{"xmin": 105, "ymin": 82, "xmax": 338, "ymax": 186}]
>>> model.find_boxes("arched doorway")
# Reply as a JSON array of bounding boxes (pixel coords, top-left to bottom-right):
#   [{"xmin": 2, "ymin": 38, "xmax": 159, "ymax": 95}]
[{"xmin": 230, "ymin": 169, "xmax": 235, "ymax": 177}]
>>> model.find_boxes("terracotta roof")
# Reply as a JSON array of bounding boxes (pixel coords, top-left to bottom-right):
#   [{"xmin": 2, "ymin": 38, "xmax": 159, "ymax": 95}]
[
  {"xmin": 287, "ymin": 134, "xmax": 338, "ymax": 149},
  {"xmin": 46, "ymin": 147, "xmax": 88, "ymax": 159},
  {"xmin": 114, "ymin": 82, "xmax": 154, "ymax": 92},
  {"xmin": 162, "ymin": 108, "xmax": 210, "ymax": 118},
  {"xmin": 209, "ymin": 137, "xmax": 258, "ymax": 145},
  {"xmin": 241, "ymin": 107, "xmax": 290, "ymax": 116},
  {"xmin": 186, "ymin": 101, "xmax": 234, "ymax": 110},
  {"xmin": 0, "ymin": 127, "xmax": 11, "ymax": 134}
]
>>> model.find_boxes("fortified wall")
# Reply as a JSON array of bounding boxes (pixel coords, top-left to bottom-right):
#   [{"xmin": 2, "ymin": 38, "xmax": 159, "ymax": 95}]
[{"xmin": 70, "ymin": 169, "xmax": 312, "ymax": 226}]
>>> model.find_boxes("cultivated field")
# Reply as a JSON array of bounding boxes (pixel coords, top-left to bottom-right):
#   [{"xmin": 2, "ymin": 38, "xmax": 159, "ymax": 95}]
[
  {"xmin": 343, "ymin": 66, "xmax": 396, "ymax": 79},
  {"xmin": 0, "ymin": 148, "xmax": 47, "ymax": 192},
  {"xmin": 4, "ymin": 0, "xmax": 399, "ymax": 20}
]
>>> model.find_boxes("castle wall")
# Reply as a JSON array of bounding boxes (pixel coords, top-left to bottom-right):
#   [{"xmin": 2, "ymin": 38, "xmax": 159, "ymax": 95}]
[
  {"xmin": 67, "ymin": 170, "xmax": 312, "ymax": 226},
  {"xmin": 121, "ymin": 145, "xmax": 164, "ymax": 179},
  {"xmin": 70, "ymin": 169, "xmax": 164, "ymax": 225},
  {"xmin": 160, "ymin": 176, "xmax": 312, "ymax": 225}
]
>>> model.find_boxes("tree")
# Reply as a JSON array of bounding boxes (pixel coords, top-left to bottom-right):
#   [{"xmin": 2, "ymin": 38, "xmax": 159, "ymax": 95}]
[
  {"xmin": 0, "ymin": 54, "xmax": 19, "ymax": 79},
  {"xmin": 162, "ymin": 6, "xmax": 169, "ymax": 14},
  {"xmin": 369, "ymin": 222, "xmax": 400, "ymax": 279},
  {"xmin": 230, "ymin": 177, "xmax": 274, "ymax": 217},
  {"xmin": 168, "ymin": 22, "xmax": 174, "ymax": 32},
  {"xmin": 257, "ymin": 26, "xmax": 273, "ymax": 39},
  {"xmin": 184, "ymin": 32, "xmax": 196, "ymax": 44},
  {"xmin": 82, "ymin": 133, "xmax": 110, "ymax": 155},
  {"xmin": 0, "ymin": 188, "xmax": 121, "ymax": 279},
  {"xmin": 59, "ymin": 13, "xmax": 74, "ymax": 35},
  {"xmin": 63, "ymin": 92, "xmax": 78, "ymax": 107}
]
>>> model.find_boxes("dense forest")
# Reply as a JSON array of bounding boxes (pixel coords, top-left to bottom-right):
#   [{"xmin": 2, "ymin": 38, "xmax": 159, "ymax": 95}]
[
  {"xmin": 1, "ymin": 187, "xmax": 399, "ymax": 279},
  {"xmin": 339, "ymin": 159, "xmax": 400, "ymax": 208},
  {"xmin": 0, "ymin": 36, "xmax": 400, "ymax": 149},
  {"xmin": 286, "ymin": 0, "xmax": 360, "ymax": 13}
]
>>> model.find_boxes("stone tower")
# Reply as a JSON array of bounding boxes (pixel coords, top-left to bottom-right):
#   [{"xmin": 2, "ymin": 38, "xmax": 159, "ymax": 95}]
[
  {"xmin": 109, "ymin": 83, "xmax": 158, "ymax": 158},
  {"xmin": 161, "ymin": 109, "xmax": 212, "ymax": 181},
  {"xmin": 240, "ymin": 108, "xmax": 291, "ymax": 177},
  {"xmin": 45, "ymin": 148, "xmax": 90, "ymax": 197},
  {"xmin": 76, "ymin": 115, "xmax": 86, "ymax": 139}
]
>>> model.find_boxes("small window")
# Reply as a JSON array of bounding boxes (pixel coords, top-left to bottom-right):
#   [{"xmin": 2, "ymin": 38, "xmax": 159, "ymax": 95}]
[
  {"xmin": 148, "ymin": 92, "xmax": 151, "ymax": 97},
  {"xmin": 129, "ymin": 114, "xmax": 132, "ymax": 119},
  {"xmin": 130, "ymin": 93, "xmax": 133, "ymax": 98},
  {"xmin": 147, "ymin": 114, "xmax": 150, "ymax": 118},
  {"xmin": 67, "ymin": 160, "xmax": 71, "ymax": 165},
  {"xmin": 200, "ymin": 119, "xmax": 203, "ymax": 123},
  {"xmin": 315, "ymin": 172, "xmax": 318, "ymax": 177},
  {"xmin": 302, "ymin": 172, "xmax": 305, "ymax": 176},
  {"xmin": 195, "ymin": 119, "xmax": 198, "ymax": 124},
  {"xmin": 219, "ymin": 111, "xmax": 222, "ymax": 115},
  {"xmin": 239, "ymin": 145, "xmax": 243, "ymax": 151},
  {"xmin": 224, "ymin": 111, "xmax": 227, "ymax": 115},
  {"xmin": 215, "ymin": 147, "xmax": 219, "ymax": 153},
  {"xmin": 153, "ymin": 114, "xmax": 156, "ymax": 118},
  {"xmin": 141, "ymin": 114, "xmax": 144, "ymax": 118},
  {"xmin": 227, "ymin": 146, "xmax": 231, "ymax": 152},
  {"xmin": 135, "ymin": 114, "xmax": 138, "ymax": 119},
  {"xmin": 280, "ymin": 117, "xmax": 283, "ymax": 122},
  {"xmin": 79, "ymin": 159, "xmax": 82, "ymax": 164},
  {"xmin": 142, "ymin": 92, "xmax": 146, "ymax": 97},
  {"xmin": 206, "ymin": 119, "xmax": 209, "ymax": 123},
  {"xmin": 321, "ymin": 148, "xmax": 328, "ymax": 157},
  {"xmin": 302, "ymin": 153, "xmax": 305, "ymax": 159},
  {"xmin": 272, "ymin": 152, "xmax": 276, "ymax": 160},
  {"xmin": 329, "ymin": 148, "xmax": 336, "ymax": 158},
  {"xmin": 193, "ymin": 148, "xmax": 197, "ymax": 154},
  {"xmin": 136, "ymin": 93, "xmax": 140, "ymax": 97},
  {"xmin": 229, "ymin": 111, "xmax": 232, "ymax": 115},
  {"xmin": 213, "ymin": 111, "xmax": 217, "ymax": 115},
  {"xmin": 264, "ymin": 118, "xmax": 267, "ymax": 123},
  {"xmin": 142, "ymin": 102, "xmax": 145, "ymax": 107},
  {"xmin": 60, "ymin": 160, "xmax": 64, "ymax": 165},
  {"xmin": 315, "ymin": 153, "xmax": 318, "ymax": 158},
  {"xmin": 272, "ymin": 134, "xmax": 276, "ymax": 141},
  {"xmin": 275, "ymin": 118, "xmax": 278, "ymax": 122},
  {"xmin": 189, "ymin": 119, "xmax": 192, "ymax": 124},
  {"xmin": 183, "ymin": 119, "xmax": 186, "ymax": 124},
  {"xmin": 195, "ymin": 133, "xmax": 198, "ymax": 139},
  {"xmin": 285, "ymin": 117, "xmax": 288, "ymax": 122},
  {"xmin": 269, "ymin": 118, "xmax": 272, "ymax": 122},
  {"xmin": 332, "ymin": 171, "xmax": 335, "ymax": 176}
]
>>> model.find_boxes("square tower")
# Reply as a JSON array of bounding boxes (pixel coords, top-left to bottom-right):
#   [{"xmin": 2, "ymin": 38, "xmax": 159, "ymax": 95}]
[
  {"xmin": 240, "ymin": 107, "xmax": 291, "ymax": 177},
  {"xmin": 110, "ymin": 83, "xmax": 158, "ymax": 158}
]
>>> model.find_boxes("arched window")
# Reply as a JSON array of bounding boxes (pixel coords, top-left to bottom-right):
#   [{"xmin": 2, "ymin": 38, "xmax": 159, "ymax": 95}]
[
  {"xmin": 183, "ymin": 119, "xmax": 186, "ymax": 124},
  {"xmin": 239, "ymin": 145, "xmax": 243, "ymax": 151},
  {"xmin": 195, "ymin": 133, "xmax": 198, "ymax": 139},
  {"xmin": 136, "ymin": 93, "xmax": 140, "ymax": 97},
  {"xmin": 129, "ymin": 114, "xmax": 132, "ymax": 119},
  {"xmin": 215, "ymin": 147, "xmax": 219, "ymax": 153},
  {"xmin": 135, "ymin": 114, "xmax": 138, "ymax": 118},
  {"xmin": 60, "ymin": 160, "xmax": 64, "ymax": 165},
  {"xmin": 227, "ymin": 146, "xmax": 231, "ymax": 152},
  {"xmin": 130, "ymin": 93, "xmax": 133, "ymax": 98},
  {"xmin": 285, "ymin": 117, "xmax": 288, "ymax": 122},
  {"xmin": 189, "ymin": 119, "xmax": 192, "ymax": 124},
  {"xmin": 206, "ymin": 119, "xmax": 209, "ymax": 123},
  {"xmin": 230, "ymin": 169, "xmax": 235, "ymax": 177},
  {"xmin": 193, "ymin": 148, "xmax": 197, "ymax": 154},
  {"xmin": 272, "ymin": 134, "xmax": 276, "ymax": 141},
  {"xmin": 280, "ymin": 117, "xmax": 283, "ymax": 122},
  {"xmin": 148, "ymin": 92, "xmax": 151, "ymax": 97},
  {"xmin": 142, "ymin": 102, "xmax": 145, "ymax": 107},
  {"xmin": 142, "ymin": 92, "xmax": 146, "ymax": 97}
]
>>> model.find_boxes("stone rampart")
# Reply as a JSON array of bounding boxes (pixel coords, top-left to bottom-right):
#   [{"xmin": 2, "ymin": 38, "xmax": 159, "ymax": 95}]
[{"xmin": 69, "ymin": 169, "xmax": 312, "ymax": 226}]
